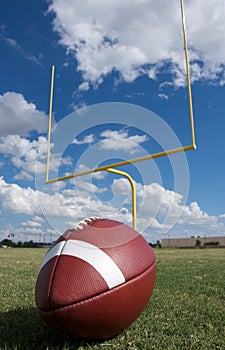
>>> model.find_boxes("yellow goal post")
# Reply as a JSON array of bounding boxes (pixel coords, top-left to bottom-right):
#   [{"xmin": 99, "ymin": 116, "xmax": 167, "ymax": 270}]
[{"xmin": 45, "ymin": 0, "xmax": 196, "ymax": 230}]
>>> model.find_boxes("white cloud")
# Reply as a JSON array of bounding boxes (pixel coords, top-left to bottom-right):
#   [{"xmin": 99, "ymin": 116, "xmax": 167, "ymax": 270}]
[
  {"xmin": 20, "ymin": 216, "xmax": 45, "ymax": 230},
  {"xmin": 100, "ymin": 129, "xmax": 148, "ymax": 154},
  {"xmin": 0, "ymin": 26, "xmax": 42, "ymax": 66},
  {"xmin": 186, "ymin": 0, "xmax": 225, "ymax": 82},
  {"xmin": 0, "ymin": 176, "xmax": 112, "ymax": 219},
  {"xmin": 14, "ymin": 171, "xmax": 34, "ymax": 181},
  {"xmin": 74, "ymin": 179, "xmax": 107, "ymax": 194},
  {"xmin": 49, "ymin": 0, "xmax": 225, "ymax": 86},
  {"xmin": 0, "ymin": 175, "xmax": 224, "ymax": 241},
  {"xmin": 33, "ymin": 215, "xmax": 45, "ymax": 224},
  {"xmin": 112, "ymin": 178, "xmax": 131, "ymax": 195},
  {"xmin": 51, "ymin": 180, "xmax": 68, "ymax": 192},
  {"xmin": 0, "ymin": 177, "xmax": 40, "ymax": 215},
  {"xmin": 70, "ymin": 101, "xmax": 87, "ymax": 113},
  {"xmin": 78, "ymin": 81, "xmax": 90, "ymax": 91},
  {"xmin": 136, "ymin": 182, "xmax": 225, "ymax": 238},
  {"xmin": 0, "ymin": 135, "xmax": 47, "ymax": 179},
  {"xmin": 22, "ymin": 227, "xmax": 43, "ymax": 235},
  {"xmin": 13, "ymin": 218, "xmax": 46, "ymax": 241},
  {"xmin": 136, "ymin": 182, "xmax": 183, "ymax": 223},
  {"xmin": 72, "ymin": 134, "xmax": 95, "ymax": 145},
  {"xmin": 0, "ymin": 92, "xmax": 48, "ymax": 136},
  {"xmin": 180, "ymin": 201, "xmax": 218, "ymax": 226},
  {"xmin": 21, "ymin": 220, "xmax": 42, "ymax": 228},
  {"xmin": 75, "ymin": 164, "xmax": 106, "ymax": 180},
  {"xmin": 0, "ymin": 135, "xmax": 71, "ymax": 180},
  {"xmin": 158, "ymin": 93, "xmax": 169, "ymax": 101}
]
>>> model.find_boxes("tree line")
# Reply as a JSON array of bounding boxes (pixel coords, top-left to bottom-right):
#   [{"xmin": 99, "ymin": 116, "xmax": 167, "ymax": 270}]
[{"xmin": 0, "ymin": 239, "xmax": 50, "ymax": 248}]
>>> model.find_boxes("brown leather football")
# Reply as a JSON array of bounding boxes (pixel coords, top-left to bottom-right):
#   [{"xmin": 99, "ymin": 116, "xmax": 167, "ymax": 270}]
[{"xmin": 35, "ymin": 218, "xmax": 156, "ymax": 340}]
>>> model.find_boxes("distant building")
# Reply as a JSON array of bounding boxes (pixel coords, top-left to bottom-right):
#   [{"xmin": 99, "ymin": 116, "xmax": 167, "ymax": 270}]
[{"xmin": 161, "ymin": 236, "xmax": 225, "ymax": 248}]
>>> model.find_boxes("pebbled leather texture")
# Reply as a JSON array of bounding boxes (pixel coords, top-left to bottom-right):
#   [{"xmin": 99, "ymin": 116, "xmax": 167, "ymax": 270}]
[{"xmin": 38, "ymin": 264, "xmax": 156, "ymax": 340}]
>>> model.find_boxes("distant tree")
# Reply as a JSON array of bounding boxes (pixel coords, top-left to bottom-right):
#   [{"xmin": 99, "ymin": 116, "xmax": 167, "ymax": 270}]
[
  {"xmin": 156, "ymin": 240, "xmax": 162, "ymax": 248},
  {"xmin": 23, "ymin": 240, "xmax": 35, "ymax": 248},
  {"xmin": 1, "ymin": 239, "xmax": 13, "ymax": 247},
  {"xmin": 195, "ymin": 239, "xmax": 201, "ymax": 247},
  {"xmin": 149, "ymin": 240, "xmax": 162, "ymax": 248},
  {"xmin": 17, "ymin": 241, "xmax": 23, "ymax": 248}
]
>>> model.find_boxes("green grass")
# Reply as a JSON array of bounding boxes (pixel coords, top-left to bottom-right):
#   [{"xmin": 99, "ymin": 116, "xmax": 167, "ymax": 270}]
[{"xmin": 0, "ymin": 248, "xmax": 224, "ymax": 350}]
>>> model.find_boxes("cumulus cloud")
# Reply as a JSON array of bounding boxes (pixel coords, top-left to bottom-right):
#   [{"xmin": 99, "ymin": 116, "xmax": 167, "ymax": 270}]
[
  {"xmin": 49, "ymin": 0, "xmax": 225, "ymax": 86},
  {"xmin": 17, "ymin": 216, "xmax": 46, "ymax": 241},
  {"xmin": 72, "ymin": 134, "xmax": 95, "ymax": 145},
  {"xmin": 0, "ymin": 177, "xmax": 40, "ymax": 215},
  {"xmin": 21, "ymin": 219, "xmax": 42, "ymax": 228},
  {"xmin": 0, "ymin": 177, "xmax": 113, "ymax": 219},
  {"xmin": 75, "ymin": 164, "xmax": 107, "ymax": 180},
  {"xmin": 0, "ymin": 135, "xmax": 71, "ymax": 180},
  {"xmin": 71, "ymin": 129, "xmax": 148, "ymax": 154},
  {"xmin": 0, "ymin": 175, "xmax": 224, "ymax": 240},
  {"xmin": 186, "ymin": 0, "xmax": 225, "ymax": 83},
  {"xmin": 112, "ymin": 178, "xmax": 131, "ymax": 195},
  {"xmin": 0, "ymin": 92, "xmax": 48, "ymax": 136},
  {"xmin": 0, "ymin": 135, "xmax": 47, "ymax": 176},
  {"xmin": 136, "ymin": 182, "xmax": 225, "ymax": 237},
  {"xmin": 74, "ymin": 179, "xmax": 107, "ymax": 194},
  {"xmin": 100, "ymin": 129, "xmax": 148, "ymax": 154},
  {"xmin": 78, "ymin": 81, "xmax": 90, "ymax": 91}
]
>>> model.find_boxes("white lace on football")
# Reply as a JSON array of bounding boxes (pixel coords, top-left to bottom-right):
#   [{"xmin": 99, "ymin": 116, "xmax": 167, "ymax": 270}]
[{"xmin": 69, "ymin": 217, "xmax": 102, "ymax": 231}]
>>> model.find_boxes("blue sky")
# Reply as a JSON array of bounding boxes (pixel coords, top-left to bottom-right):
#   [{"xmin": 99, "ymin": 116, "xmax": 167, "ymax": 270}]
[{"xmin": 0, "ymin": 0, "xmax": 225, "ymax": 243}]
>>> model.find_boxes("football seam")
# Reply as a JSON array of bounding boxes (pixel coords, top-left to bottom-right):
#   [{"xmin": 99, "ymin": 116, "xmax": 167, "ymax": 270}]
[
  {"xmin": 37, "ymin": 259, "xmax": 156, "ymax": 313},
  {"xmin": 44, "ymin": 217, "xmax": 104, "ymax": 307},
  {"xmin": 62, "ymin": 217, "xmax": 105, "ymax": 239},
  {"xmin": 68, "ymin": 217, "xmax": 103, "ymax": 232},
  {"xmin": 48, "ymin": 240, "xmax": 67, "ymax": 311}
]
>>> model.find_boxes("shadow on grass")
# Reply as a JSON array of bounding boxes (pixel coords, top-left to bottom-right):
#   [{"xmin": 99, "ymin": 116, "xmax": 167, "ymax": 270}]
[{"xmin": 0, "ymin": 307, "xmax": 97, "ymax": 350}]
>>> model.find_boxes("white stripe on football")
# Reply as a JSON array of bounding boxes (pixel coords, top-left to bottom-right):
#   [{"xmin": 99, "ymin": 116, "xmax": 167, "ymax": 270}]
[{"xmin": 39, "ymin": 239, "xmax": 126, "ymax": 289}]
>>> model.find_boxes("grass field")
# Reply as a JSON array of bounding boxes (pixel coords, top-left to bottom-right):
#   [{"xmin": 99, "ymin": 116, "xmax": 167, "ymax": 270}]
[{"xmin": 0, "ymin": 248, "xmax": 224, "ymax": 350}]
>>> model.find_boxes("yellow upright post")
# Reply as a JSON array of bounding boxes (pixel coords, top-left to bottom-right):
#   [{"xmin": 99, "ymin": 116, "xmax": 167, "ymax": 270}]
[
  {"xmin": 46, "ymin": 65, "xmax": 55, "ymax": 183},
  {"xmin": 180, "ymin": 0, "xmax": 196, "ymax": 148}
]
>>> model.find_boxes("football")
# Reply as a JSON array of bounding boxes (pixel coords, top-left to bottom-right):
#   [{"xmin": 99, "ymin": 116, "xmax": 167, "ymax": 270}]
[{"xmin": 35, "ymin": 218, "xmax": 156, "ymax": 340}]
